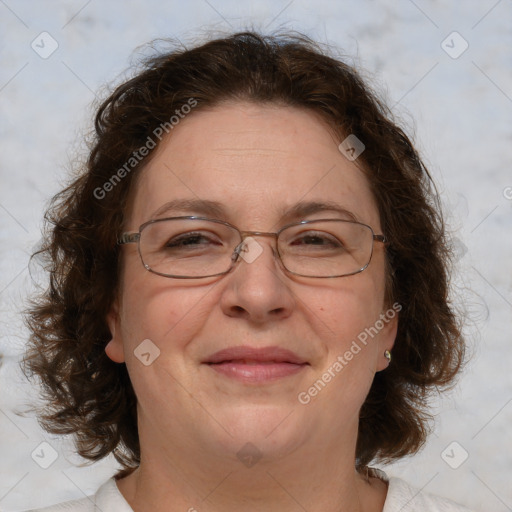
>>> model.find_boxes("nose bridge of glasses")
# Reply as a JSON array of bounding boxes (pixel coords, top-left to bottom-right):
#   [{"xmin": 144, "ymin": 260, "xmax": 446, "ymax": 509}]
[
  {"xmin": 239, "ymin": 230, "xmax": 278, "ymax": 239},
  {"xmin": 232, "ymin": 230, "xmax": 279, "ymax": 263},
  {"xmin": 237, "ymin": 230, "xmax": 279, "ymax": 250}
]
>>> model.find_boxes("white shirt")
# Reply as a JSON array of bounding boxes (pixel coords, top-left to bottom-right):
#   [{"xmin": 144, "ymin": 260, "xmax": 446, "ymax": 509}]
[{"xmin": 27, "ymin": 475, "xmax": 474, "ymax": 512}]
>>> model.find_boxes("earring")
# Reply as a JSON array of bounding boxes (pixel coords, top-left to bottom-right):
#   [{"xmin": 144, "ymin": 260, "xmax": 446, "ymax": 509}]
[{"xmin": 384, "ymin": 350, "xmax": 392, "ymax": 364}]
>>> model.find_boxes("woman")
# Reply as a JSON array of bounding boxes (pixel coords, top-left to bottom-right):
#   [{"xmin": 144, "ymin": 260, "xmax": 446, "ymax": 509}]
[{"xmin": 25, "ymin": 31, "xmax": 472, "ymax": 511}]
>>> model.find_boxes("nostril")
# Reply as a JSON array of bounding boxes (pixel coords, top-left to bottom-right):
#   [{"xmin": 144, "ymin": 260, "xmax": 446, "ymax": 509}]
[{"xmin": 228, "ymin": 305, "xmax": 249, "ymax": 318}]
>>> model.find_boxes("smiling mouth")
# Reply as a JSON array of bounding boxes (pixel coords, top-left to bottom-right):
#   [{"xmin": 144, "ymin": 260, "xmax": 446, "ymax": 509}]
[{"xmin": 203, "ymin": 346, "xmax": 309, "ymax": 383}]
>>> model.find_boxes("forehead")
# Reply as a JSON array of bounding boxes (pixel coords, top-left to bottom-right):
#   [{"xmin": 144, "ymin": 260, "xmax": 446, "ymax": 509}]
[{"xmin": 128, "ymin": 102, "xmax": 380, "ymax": 230}]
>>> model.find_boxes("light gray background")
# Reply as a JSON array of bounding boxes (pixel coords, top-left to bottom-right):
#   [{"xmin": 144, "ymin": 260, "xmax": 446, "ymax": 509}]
[{"xmin": 0, "ymin": 1, "xmax": 511, "ymax": 510}]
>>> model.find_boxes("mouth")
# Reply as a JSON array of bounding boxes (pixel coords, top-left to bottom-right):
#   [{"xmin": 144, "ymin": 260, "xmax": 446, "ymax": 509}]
[{"xmin": 204, "ymin": 346, "xmax": 309, "ymax": 383}]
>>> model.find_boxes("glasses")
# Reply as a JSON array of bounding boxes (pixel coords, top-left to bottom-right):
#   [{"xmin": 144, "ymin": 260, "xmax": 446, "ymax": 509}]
[{"xmin": 118, "ymin": 216, "xmax": 387, "ymax": 279}]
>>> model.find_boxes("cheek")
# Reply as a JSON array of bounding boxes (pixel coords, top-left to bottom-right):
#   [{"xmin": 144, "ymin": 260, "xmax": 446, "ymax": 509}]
[
  {"xmin": 118, "ymin": 269, "xmax": 218, "ymax": 354},
  {"xmin": 308, "ymin": 270, "xmax": 386, "ymax": 344},
  {"xmin": 116, "ymin": 276, "xmax": 220, "ymax": 413},
  {"xmin": 300, "ymin": 272, "xmax": 386, "ymax": 399}
]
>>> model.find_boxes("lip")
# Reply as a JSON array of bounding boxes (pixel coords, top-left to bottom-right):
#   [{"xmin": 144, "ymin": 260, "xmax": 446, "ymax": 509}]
[
  {"xmin": 204, "ymin": 346, "xmax": 309, "ymax": 383},
  {"xmin": 204, "ymin": 346, "xmax": 307, "ymax": 365}
]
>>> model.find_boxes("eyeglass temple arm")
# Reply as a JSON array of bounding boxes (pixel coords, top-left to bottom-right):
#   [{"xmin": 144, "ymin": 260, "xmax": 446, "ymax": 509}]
[
  {"xmin": 373, "ymin": 234, "xmax": 387, "ymax": 243},
  {"xmin": 118, "ymin": 232, "xmax": 140, "ymax": 245}
]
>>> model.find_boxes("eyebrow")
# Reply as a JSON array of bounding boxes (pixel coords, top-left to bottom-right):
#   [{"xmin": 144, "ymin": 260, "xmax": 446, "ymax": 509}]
[
  {"xmin": 148, "ymin": 198, "xmax": 359, "ymax": 224},
  {"xmin": 280, "ymin": 200, "xmax": 359, "ymax": 223},
  {"xmin": 150, "ymin": 199, "xmax": 226, "ymax": 219}
]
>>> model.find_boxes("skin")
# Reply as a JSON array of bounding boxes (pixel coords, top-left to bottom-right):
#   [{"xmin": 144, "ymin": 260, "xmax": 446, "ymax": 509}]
[{"xmin": 106, "ymin": 101, "xmax": 398, "ymax": 512}]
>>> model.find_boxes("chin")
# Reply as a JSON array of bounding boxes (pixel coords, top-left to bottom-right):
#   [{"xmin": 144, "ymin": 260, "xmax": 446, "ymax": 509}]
[{"xmin": 205, "ymin": 403, "xmax": 309, "ymax": 462}]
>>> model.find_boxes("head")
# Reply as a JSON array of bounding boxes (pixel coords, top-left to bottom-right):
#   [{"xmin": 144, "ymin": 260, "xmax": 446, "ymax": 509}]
[{"xmin": 25, "ymin": 31, "xmax": 464, "ymax": 474}]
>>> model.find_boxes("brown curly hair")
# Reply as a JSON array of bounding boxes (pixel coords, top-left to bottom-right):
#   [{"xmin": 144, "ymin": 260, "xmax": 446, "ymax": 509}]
[{"xmin": 24, "ymin": 31, "xmax": 465, "ymax": 474}]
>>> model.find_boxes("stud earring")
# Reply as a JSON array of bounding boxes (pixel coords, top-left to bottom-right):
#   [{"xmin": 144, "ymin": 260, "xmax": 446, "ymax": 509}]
[{"xmin": 384, "ymin": 350, "xmax": 392, "ymax": 364}]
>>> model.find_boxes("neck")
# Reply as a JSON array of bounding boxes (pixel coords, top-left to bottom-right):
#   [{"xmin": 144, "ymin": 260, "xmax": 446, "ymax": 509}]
[{"xmin": 116, "ymin": 426, "xmax": 387, "ymax": 512}]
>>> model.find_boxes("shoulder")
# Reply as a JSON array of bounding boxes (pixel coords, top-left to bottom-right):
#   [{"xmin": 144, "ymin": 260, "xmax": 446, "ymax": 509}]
[
  {"xmin": 24, "ymin": 478, "xmax": 132, "ymax": 512},
  {"xmin": 384, "ymin": 477, "xmax": 474, "ymax": 512}
]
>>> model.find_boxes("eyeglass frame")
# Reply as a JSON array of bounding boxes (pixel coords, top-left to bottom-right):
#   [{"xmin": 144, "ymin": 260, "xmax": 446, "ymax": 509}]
[{"xmin": 118, "ymin": 215, "xmax": 387, "ymax": 279}]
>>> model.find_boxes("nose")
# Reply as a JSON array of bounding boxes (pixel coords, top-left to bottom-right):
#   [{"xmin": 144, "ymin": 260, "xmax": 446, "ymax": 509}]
[{"xmin": 219, "ymin": 237, "xmax": 295, "ymax": 324}]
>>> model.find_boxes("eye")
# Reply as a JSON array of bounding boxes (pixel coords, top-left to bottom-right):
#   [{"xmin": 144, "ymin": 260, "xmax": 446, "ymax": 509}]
[
  {"xmin": 164, "ymin": 231, "xmax": 223, "ymax": 250},
  {"xmin": 289, "ymin": 231, "xmax": 344, "ymax": 249}
]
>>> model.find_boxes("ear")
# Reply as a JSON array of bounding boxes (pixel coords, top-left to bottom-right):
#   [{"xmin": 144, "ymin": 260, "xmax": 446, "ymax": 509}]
[
  {"xmin": 105, "ymin": 299, "xmax": 126, "ymax": 363},
  {"xmin": 376, "ymin": 307, "xmax": 399, "ymax": 372}
]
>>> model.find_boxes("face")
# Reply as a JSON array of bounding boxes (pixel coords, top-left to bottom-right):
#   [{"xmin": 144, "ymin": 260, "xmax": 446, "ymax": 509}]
[{"xmin": 106, "ymin": 102, "xmax": 397, "ymax": 464}]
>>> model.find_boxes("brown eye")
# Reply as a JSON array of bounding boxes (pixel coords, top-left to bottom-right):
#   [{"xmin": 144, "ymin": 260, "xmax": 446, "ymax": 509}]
[
  {"xmin": 164, "ymin": 232, "xmax": 222, "ymax": 249},
  {"xmin": 290, "ymin": 232, "xmax": 342, "ymax": 247}
]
